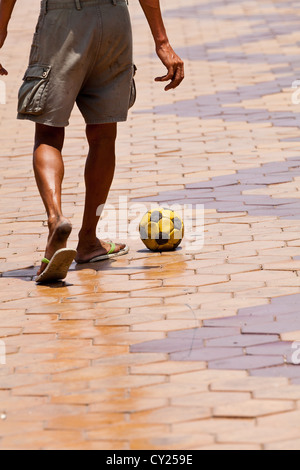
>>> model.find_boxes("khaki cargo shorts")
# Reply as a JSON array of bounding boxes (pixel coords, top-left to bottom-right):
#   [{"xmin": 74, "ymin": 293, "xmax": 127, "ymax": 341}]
[{"xmin": 17, "ymin": 0, "xmax": 135, "ymax": 127}]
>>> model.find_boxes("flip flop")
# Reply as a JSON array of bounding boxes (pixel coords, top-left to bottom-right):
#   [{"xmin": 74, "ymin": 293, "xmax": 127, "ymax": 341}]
[
  {"xmin": 79, "ymin": 242, "xmax": 129, "ymax": 264},
  {"xmin": 35, "ymin": 248, "xmax": 77, "ymax": 284}
]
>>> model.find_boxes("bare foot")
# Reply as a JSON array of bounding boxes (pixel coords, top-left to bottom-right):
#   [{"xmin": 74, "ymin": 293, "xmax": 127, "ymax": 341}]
[
  {"xmin": 76, "ymin": 238, "xmax": 126, "ymax": 264},
  {"xmin": 37, "ymin": 216, "xmax": 72, "ymax": 275}
]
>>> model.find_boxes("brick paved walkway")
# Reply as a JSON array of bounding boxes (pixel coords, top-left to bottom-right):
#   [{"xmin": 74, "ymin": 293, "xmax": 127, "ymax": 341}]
[{"xmin": 1, "ymin": 0, "xmax": 300, "ymax": 450}]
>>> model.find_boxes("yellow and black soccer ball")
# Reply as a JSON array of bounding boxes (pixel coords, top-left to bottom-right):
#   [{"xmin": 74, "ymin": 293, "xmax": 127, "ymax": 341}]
[{"xmin": 139, "ymin": 207, "xmax": 184, "ymax": 252}]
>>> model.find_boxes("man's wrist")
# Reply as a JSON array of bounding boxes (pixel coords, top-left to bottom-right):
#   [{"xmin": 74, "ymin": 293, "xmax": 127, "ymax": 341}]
[
  {"xmin": 0, "ymin": 26, "xmax": 7, "ymax": 48},
  {"xmin": 0, "ymin": 25, "xmax": 8, "ymax": 32},
  {"xmin": 0, "ymin": 22, "xmax": 8, "ymax": 34},
  {"xmin": 0, "ymin": 26, "xmax": 8, "ymax": 37},
  {"xmin": 155, "ymin": 37, "xmax": 170, "ymax": 50}
]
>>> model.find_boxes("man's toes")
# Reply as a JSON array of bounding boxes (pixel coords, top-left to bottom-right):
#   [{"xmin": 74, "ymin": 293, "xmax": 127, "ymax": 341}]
[
  {"xmin": 114, "ymin": 243, "xmax": 125, "ymax": 254},
  {"xmin": 37, "ymin": 262, "xmax": 48, "ymax": 276}
]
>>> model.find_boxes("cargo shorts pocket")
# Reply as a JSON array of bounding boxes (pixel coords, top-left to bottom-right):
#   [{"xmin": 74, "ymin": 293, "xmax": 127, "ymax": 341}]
[
  {"xmin": 129, "ymin": 65, "xmax": 137, "ymax": 109},
  {"xmin": 18, "ymin": 65, "xmax": 51, "ymax": 116}
]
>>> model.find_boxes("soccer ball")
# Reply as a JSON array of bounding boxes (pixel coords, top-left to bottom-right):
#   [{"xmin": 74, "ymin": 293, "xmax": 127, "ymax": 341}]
[{"xmin": 139, "ymin": 207, "xmax": 184, "ymax": 252}]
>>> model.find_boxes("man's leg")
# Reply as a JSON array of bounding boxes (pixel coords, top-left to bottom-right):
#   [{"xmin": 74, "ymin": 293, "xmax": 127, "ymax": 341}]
[
  {"xmin": 34, "ymin": 123, "xmax": 72, "ymax": 275},
  {"xmin": 76, "ymin": 123, "xmax": 125, "ymax": 263}
]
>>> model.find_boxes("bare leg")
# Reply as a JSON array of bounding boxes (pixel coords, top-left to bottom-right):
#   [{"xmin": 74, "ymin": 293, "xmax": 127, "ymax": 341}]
[
  {"xmin": 34, "ymin": 123, "xmax": 72, "ymax": 275},
  {"xmin": 76, "ymin": 123, "xmax": 125, "ymax": 263}
]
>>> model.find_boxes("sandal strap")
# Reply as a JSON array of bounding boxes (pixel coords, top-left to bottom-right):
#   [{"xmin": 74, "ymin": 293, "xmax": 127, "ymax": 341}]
[
  {"xmin": 107, "ymin": 242, "xmax": 116, "ymax": 255},
  {"xmin": 41, "ymin": 258, "xmax": 50, "ymax": 265}
]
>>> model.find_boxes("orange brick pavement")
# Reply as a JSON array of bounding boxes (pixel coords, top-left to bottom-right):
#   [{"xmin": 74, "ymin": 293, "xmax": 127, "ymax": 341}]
[{"xmin": 1, "ymin": 0, "xmax": 300, "ymax": 450}]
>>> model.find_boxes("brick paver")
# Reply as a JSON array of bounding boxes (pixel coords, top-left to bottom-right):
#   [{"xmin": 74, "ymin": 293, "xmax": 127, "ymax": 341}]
[{"xmin": 1, "ymin": 0, "xmax": 300, "ymax": 450}]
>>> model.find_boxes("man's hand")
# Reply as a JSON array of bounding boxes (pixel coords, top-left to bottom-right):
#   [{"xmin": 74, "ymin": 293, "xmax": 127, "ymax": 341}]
[
  {"xmin": 156, "ymin": 43, "xmax": 184, "ymax": 91},
  {"xmin": 0, "ymin": 28, "xmax": 8, "ymax": 75},
  {"xmin": 0, "ymin": 0, "xmax": 18, "ymax": 76},
  {"xmin": 139, "ymin": 0, "xmax": 185, "ymax": 91}
]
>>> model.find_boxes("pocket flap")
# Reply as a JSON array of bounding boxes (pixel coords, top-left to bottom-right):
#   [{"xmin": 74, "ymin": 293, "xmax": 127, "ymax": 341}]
[{"xmin": 23, "ymin": 65, "xmax": 51, "ymax": 81}]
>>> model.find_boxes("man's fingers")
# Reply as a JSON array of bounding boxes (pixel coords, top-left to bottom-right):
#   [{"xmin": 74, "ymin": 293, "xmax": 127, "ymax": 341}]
[
  {"xmin": 155, "ymin": 58, "xmax": 185, "ymax": 90},
  {"xmin": 155, "ymin": 66, "xmax": 174, "ymax": 83},
  {"xmin": 165, "ymin": 64, "xmax": 184, "ymax": 91},
  {"xmin": 0, "ymin": 64, "xmax": 8, "ymax": 76},
  {"xmin": 155, "ymin": 75, "xmax": 167, "ymax": 82}
]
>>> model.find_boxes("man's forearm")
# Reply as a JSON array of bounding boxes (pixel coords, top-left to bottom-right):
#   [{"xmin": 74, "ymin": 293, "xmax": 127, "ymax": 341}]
[
  {"xmin": 0, "ymin": 0, "xmax": 17, "ymax": 31},
  {"xmin": 139, "ymin": 0, "xmax": 184, "ymax": 91},
  {"xmin": 139, "ymin": 0, "xmax": 169, "ymax": 48}
]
